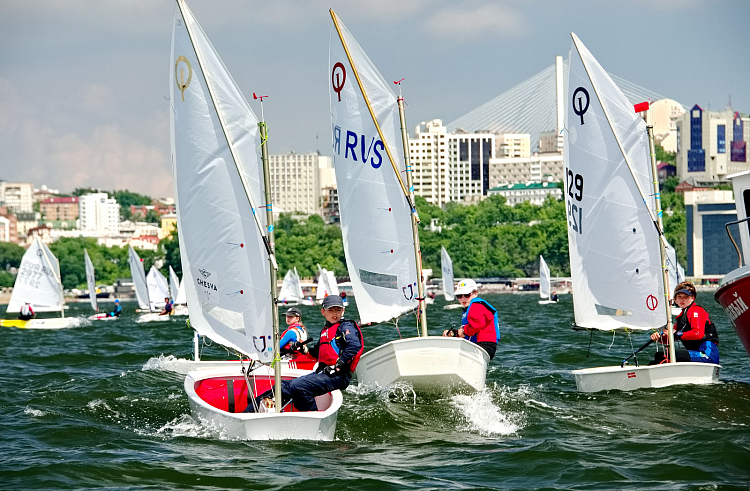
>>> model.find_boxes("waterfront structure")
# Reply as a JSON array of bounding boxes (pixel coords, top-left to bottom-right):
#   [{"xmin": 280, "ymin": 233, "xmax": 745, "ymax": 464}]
[
  {"xmin": 40, "ymin": 196, "xmax": 79, "ymax": 222},
  {"xmin": 489, "ymin": 152, "xmax": 564, "ymax": 187},
  {"xmin": 676, "ymin": 106, "xmax": 750, "ymax": 183},
  {"xmin": 488, "ymin": 181, "xmax": 562, "ymax": 206},
  {"xmin": 0, "ymin": 181, "xmax": 34, "ymax": 213},
  {"xmin": 685, "ymin": 189, "xmax": 737, "ymax": 277},
  {"xmin": 268, "ymin": 152, "xmax": 332, "ymax": 216},
  {"xmin": 79, "ymin": 193, "xmax": 120, "ymax": 234},
  {"xmin": 409, "ymin": 119, "xmax": 495, "ymax": 205}
]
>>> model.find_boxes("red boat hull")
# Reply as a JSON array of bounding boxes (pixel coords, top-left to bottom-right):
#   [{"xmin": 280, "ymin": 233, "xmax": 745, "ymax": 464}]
[{"xmin": 715, "ymin": 268, "xmax": 750, "ymax": 358}]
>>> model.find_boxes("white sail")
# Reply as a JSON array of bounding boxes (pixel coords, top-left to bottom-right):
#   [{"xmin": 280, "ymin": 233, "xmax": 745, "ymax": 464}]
[
  {"xmin": 147, "ymin": 266, "xmax": 170, "ymax": 311},
  {"xmin": 441, "ymin": 246, "xmax": 455, "ymax": 301},
  {"xmin": 316, "ymin": 265, "xmax": 329, "ymax": 301},
  {"xmin": 175, "ymin": 279, "xmax": 187, "ymax": 305},
  {"xmin": 279, "ymin": 270, "xmax": 298, "ymax": 303},
  {"xmin": 171, "ymin": 2, "xmax": 273, "ymax": 361},
  {"xmin": 169, "ymin": 266, "xmax": 180, "ymax": 301},
  {"xmin": 565, "ymin": 33, "xmax": 666, "ymax": 331},
  {"xmin": 664, "ymin": 240, "xmax": 685, "ymax": 300},
  {"xmin": 7, "ymin": 238, "xmax": 64, "ymax": 313},
  {"xmin": 329, "ymin": 15, "xmax": 418, "ymax": 324},
  {"xmin": 326, "ymin": 270, "xmax": 340, "ymax": 296},
  {"xmin": 539, "ymin": 255, "xmax": 551, "ymax": 301},
  {"xmin": 293, "ymin": 267, "xmax": 304, "ymax": 300},
  {"xmin": 84, "ymin": 249, "xmax": 98, "ymax": 312},
  {"xmin": 128, "ymin": 246, "xmax": 150, "ymax": 311}
]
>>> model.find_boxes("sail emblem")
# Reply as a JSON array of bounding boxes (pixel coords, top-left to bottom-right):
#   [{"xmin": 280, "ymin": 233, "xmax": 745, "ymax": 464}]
[
  {"xmin": 646, "ymin": 295, "xmax": 658, "ymax": 311},
  {"xmin": 199, "ymin": 269, "xmax": 211, "ymax": 279},
  {"xmin": 572, "ymin": 87, "xmax": 590, "ymax": 125},
  {"xmin": 174, "ymin": 56, "xmax": 193, "ymax": 102},
  {"xmin": 331, "ymin": 62, "xmax": 346, "ymax": 101}
]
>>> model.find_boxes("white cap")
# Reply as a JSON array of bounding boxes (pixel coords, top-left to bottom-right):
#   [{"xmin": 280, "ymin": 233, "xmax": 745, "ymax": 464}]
[{"xmin": 455, "ymin": 279, "xmax": 477, "ymax": 295}]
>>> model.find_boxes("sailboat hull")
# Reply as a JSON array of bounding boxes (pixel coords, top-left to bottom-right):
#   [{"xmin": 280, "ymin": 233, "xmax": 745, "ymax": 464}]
[
  {"xmin": 572, "ymin": 362, "xmax": 721, "ymax": 393},
  {"xmin": 355, "ymin": 337, "xmax": 489, "ymax": 393},
  {"xmin": 184, "ymin": 367, "xmax": 342, "ymax": 441},
  {"xmin": 0, "ymin": 318, "xmax": 76, "ymax": 329},
  {"xmin": 538, "ymin": 300, "xmax": 558, "ymax": 305},
  {"xmin": 714, "ymin": 264, "xmax": 750, "ymax": 358}
]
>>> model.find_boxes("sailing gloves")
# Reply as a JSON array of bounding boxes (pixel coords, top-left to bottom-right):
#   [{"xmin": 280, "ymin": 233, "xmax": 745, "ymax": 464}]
[{"xmin": 324, "ymin": 359, "xmax": 345, "ymax": 376}]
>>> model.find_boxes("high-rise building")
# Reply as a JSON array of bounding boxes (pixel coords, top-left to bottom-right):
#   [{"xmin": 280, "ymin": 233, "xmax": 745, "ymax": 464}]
[
  {"xmin": 684, "ymin": 189, "xmax": 737, "ymax": 277},
  {"xmin": 79, "ymin": 193, "xmax": 120, "ymax": 233},
  {"xmin": 409, "ymin": 120, "xmax": 495, "ymax": 205},
  {"xmin": 489, "ymin": 153, "xmax": 564, "ymax": 187},
  {"xmin": 496, "ymin": 134, "xmax": 530, "ymax": 158},
  {"xmin": 0, "ymin": 182, "xmax": 34, "ymax": 213},
  {"xmin": 40, "ymin": 197, "xmax": 79, "ymax": 222},
  {"xmin": 676, "ymin": 106, "xmax": 750, "ymax": 183},
  {"xmin": 268, "ymin": 152, "xmax": 330, "ymax": 216}
]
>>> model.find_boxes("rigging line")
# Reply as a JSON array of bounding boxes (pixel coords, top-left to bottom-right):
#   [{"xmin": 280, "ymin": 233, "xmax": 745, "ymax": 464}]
[
  {"xmin": 586, "ymin": 330, "xmax": 593, "ymax": 358},
  {"xmin": 329, "ymin": 9, "xmax": 415, "ymax": 212}
]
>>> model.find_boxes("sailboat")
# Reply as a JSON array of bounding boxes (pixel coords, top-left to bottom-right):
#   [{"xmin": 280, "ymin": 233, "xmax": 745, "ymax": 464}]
[
  {"xmin": 441, "ymin": 246, "xmax": 461, "ymax": 310},
  {"xmin": 296, "ymin": 267, "xmax": 315, "ymax": 306},
  {"xmin": 279, "ymin": 270, "xmax": 300, "ymax": 305},
  {"xmin": 314, "ymin": 265, "xmax": 340, "ymax": 303},
  {"xmin": 172, "ymin": 0, "xmax": 340, "ymax": 440},
  {"xmin": 128, "ymin": 246, "xmax": 150, "ymax": 310},
  {"xmin": 538, "ymin": 255, "xmax": 557, "ymax": 304},
  {"xmin": 1, "ymin": 237, "xmax": 75, "ymax": 329},
  {"xmin": 86, "ymin": 249, "xmax": 117, "ymax": 321},
  {"xmin": 169, "ymin": 265, "xmax": 189, "ymax": 315},
  {"xmin": 565, "ymin": 33, "xmax": 720, "ymax": 392},
  {"xmin": 329, "ymin": 10, "xmax": 489, "ymax": 393}
]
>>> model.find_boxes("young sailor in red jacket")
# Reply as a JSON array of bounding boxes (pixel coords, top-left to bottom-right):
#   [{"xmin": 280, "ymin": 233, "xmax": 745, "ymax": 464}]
[
  {"xmin": 442, "ymin": 279, "xmax": 500, "ymax": 359},
  {"xmin": 247, "ymin": 295, "xmax": 363, "ymax": 412},
  {"xmin": 650, "ymin": 281, "xmax": 719, "ymax": 364}
]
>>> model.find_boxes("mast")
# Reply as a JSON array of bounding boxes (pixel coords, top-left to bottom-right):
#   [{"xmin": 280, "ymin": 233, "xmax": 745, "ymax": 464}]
[
  {"xmin": 396, "ymin": 83, "xmax": 427, "ymax": 337},
  {"xmin": 648, "ymin": 124, "xmax": 676, "ymax": 363},
  {"xmin": 257, "ymin": 96, "xmax": 282, "ymax": 407}
]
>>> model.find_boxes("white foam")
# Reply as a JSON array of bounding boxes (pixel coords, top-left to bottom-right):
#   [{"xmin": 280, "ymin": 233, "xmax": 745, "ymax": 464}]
[
  {"xmin": 451, "ymin": 390, "xmax": 520, "ymax": 437},
  {"xmin": 24, "ymin": 405, "xmax": 46, "ymax": 417},
  {"xmin": 153, "ymin": 414, "xmax": 227, "ymax": 440},
  {"xmin": 142, "ymin": 354, "xmax": 197, "ymax": 374},
  {"xmin": 87, "ymin": 399, "xmax": 124, "ymax": 420}
]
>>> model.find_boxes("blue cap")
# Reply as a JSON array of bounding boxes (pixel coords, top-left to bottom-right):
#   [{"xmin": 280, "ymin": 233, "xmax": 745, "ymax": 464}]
[
  {"xmin": 322, "ymin": 295, "xmax": 344, "ymax": 309},
  {"xmin": 115, "ymin": 299, "xmax": 120, "ymax": 303},
  {"xmin": 675, "ymin": 289, "xmax": 694, "ymax": 297}
]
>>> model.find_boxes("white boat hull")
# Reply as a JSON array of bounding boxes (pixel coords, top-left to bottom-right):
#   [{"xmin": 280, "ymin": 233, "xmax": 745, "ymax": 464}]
[
  {"xmin": 88, "ymin": 313, "xmax": 119, "ymax": 321},
  {"xmin": 172, "ymin": 306, "xmax": 189, "ymax": 316},
  {"xmin": 184, "ymin": 366, "xmax": 342, "ymax": 441},
  {"xmin": 355, "ymin": 336, "xmax": 489, "ymax": 393},
  {"xmin": 573, "ymin": 362, "xmax": 721, "ymax": 393},
  {"xmin": 0, "ymin": 317, "xmax": 77, "ymax": 329},
  {"xmin": 443, "ymin": 303, "xmax": 463, "ymax": 310},
  {"xmin": 136, "ymin": 313, "xmax": 171, "ymax": 323},
  {"xmin": 538, "ymin": 300, "xmax": 558, "ymax": 305}
]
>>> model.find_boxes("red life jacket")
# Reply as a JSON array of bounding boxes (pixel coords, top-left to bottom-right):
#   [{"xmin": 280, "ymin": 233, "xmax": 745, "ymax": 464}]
[
  {"xmin": 280, "ymin": 323, "xmax": 307, "ymax": 349},
  {"xmin": 317, "ymin": 320, "xmax": 364, "ymax": 371}
]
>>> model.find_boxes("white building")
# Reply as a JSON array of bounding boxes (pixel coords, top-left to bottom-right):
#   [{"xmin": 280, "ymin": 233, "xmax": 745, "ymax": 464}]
[
  {"xmin": 488, "ymin": 181, "xmax": 562, "ymax": 206},
  {"xmin": 676, "ymin": 106, "xmax": 750, "ymax": 183},
  {"xmin": 79, "ymin": 193, "xmax": 120, "ymax": 233},
  {"xmin": 496, "ymin": 133, "xmax": 530, "ymax": 158},
  {"xmin": 489, "ymin": 152, "xmax": 564, "ymax": 186},
  {"xmin": 268, "ymin": 152, "xmax": 330, "ymax": 216},
  {"xmin": 409, "ymin": 119, "xmax": 495, "ymax": 206},
  {"xmin": 0, "ymin": 181, "xmax": 34, "ymax": 213},
  {"xmin": 644, "ymin": 99, "xmax": 685, "ymax": 153}
]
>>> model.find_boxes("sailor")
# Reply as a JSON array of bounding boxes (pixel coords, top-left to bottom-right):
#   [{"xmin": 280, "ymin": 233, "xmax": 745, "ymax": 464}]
[
  {"xmin": 442, "ymin": 279, "xmax": 500, "ymax": 360},
  {"xmin": 247, "ymin": 294, "xmax": 363, "ymax": 412},
  {"xmin": 160, "ymin": 297, "xmax": 173, "ymax": 316},
  {"xmin": 650, "ymin": 281, "xmax": 719, "ymax": 364},
  {"xmin": 552, "ymin": 292, "xmax": 559, "ymax": 302},
  {"xmin": 19, "ymin": 302, "xmax": 35, "ymax": 321},
  {"xmin": 108, "ymin": 299, "xmax": 122, "ymax": 317},
  {"xmin": 280, "ymin": 307, "xmax": 308, "ymax": 353}
]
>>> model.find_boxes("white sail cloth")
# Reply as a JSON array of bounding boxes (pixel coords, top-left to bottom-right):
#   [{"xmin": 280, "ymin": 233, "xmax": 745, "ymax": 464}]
[
  {"xmin": 7, "ymin": 238, "xmax": 64, "ymax": 313},
  {"xmin": 279, "ymin": 270, "xmax": 298, "ymax": 303},
  {"xmin": 441, "ymin": 246, "xmax": 455, "ymax": 301},
  {"xmin": 539, "ymin": 255, "xmax": 551, "ymax": 300},
  {"xmin": 565, "ymin": 33, "xmax": 666, "ymax": 331},
  {"xmin": 171, "ymin": 3, "xmax": 273, "ymax": 361},
  {"xmin": 664, "ymin": 240, "xmax": 685, "ymax": 300},
  {"xmin": 293, "ymin": 267, "xmax": 304, "ymax": 300},
  {"xmin": 128, "ymin": 246, "xmax": 150, "ymax": 311},
  {"xmin": 147, "ymin": 266, "xmax": 170, "ymax": 311},
  {"xmin": 84, "ymin": 249, "xmax": 98, "ymax": 312},
  {"xmin": 329, "ymin": 14, "xmax": 418, "ymax": 324}
]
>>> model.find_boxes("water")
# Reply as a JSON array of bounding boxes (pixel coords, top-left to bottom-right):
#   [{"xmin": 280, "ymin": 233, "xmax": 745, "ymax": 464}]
[{"xmin": 1, "ymin": 294, "xmax": 749, "ymax": 490}]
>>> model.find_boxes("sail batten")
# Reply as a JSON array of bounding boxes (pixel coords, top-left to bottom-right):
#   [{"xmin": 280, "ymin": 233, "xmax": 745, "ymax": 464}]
[
  {"xmin": 565, "ymin": 33, "xmax": 666, "ymax": 332},
  {"xmin": 328, "ymin": 12, "xmax": 418, "ymax": 324}
]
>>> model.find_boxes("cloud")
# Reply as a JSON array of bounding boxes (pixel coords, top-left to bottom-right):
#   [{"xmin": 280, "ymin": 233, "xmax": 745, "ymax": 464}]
[{"xmin": 422, "ymin": 3, "xmax": 527, "ymax": 42}]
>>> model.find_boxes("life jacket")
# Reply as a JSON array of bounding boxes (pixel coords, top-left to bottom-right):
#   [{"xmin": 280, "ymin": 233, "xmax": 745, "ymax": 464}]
[
  {"xmin": 280, "ymin": 323, "xmax": 307, "ymax": 349},
  {"xmin": 462, "ymin": 297, "xmax": 500, "ymax": 343},
  {"xmin": 20, "ymin": 304, "xmax": 33, "ymax": 317},
  {"xmin": 317, "ymin": 319, "xmax": 364, "ymax": 371},
  {"xmin": 675, "ymin": 302, "xmax": 719, "ymax": 351}
]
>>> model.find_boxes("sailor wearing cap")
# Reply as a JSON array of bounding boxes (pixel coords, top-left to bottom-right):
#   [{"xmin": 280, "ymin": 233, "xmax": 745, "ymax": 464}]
[
  {"xmin": 650, "ymin": 281, "xmax": 719, "ymax": 364},
  {"xmin": 442, "ymin": 279, "xmax": 500, "ymax": 360},
  {"xmin": 279, "ymin": 306, "xmax": 308, "ymax": 354},
  {"xmin": 108, "ymin": 299, "xmax": 122, "ymax": 318},
  {"xmin": 247, "ymin": 295, "xmax": 364, "ymax": 412}
]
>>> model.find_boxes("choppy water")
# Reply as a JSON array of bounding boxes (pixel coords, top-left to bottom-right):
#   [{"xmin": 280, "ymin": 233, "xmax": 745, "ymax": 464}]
[{"xmin": 1, "ymin": 294, "xmax": 749, "ymax": 490}]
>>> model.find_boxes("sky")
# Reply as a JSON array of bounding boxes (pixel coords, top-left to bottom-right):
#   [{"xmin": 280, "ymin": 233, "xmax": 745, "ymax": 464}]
[{"xmin": 1, "ymin": 0, "xmax": 748, "ymax": 198}]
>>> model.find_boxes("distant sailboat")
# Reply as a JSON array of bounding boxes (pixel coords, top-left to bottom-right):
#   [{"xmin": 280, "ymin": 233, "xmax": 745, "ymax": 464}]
[
  {"xmin": 172, "ymin": 0, "xmax": 340, "ymax": 440},
  {"xmin": 564, "ymin": 33, "xmax": 719, "ymax": 392},
  {"xmin": 441, "ymin": 246, "xmax": 461, "ymax": 310},
  {"xmin": 169, "ymin": 265, "xmax": 188, "ymax": 315},
  {"xmin": 329, "ymin": 10, "xmax": 489, "ymax": 393},
  {"xmin": 1, "ymin": 237, "xmax": 75, "ymax": 329},
  {"xmin": 279, "ymin": 269, "xmax": 300, "ymax": 305},
  {"xmin": 538, "ymin": 255, "xmax": 557, "ymax": 304},
  {"xmin": 86, "ymin": 249, "xmax": 118, "ymax": 321}
]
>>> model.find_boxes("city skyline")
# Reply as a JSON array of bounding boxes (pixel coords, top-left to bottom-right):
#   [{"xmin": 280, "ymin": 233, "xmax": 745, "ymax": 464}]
[{"xmin": 1, "ymin": 0, "xmax": 748, "ymax": 198}]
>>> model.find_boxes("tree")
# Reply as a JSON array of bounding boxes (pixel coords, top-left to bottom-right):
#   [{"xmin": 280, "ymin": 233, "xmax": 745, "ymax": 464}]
[
  {"xmin": 655, "ymin": 144, "xmax": 676, "ymax": 165},
  {"xmin": 0, "ymin": 242, "xmax": 25, "ymax": 270}
]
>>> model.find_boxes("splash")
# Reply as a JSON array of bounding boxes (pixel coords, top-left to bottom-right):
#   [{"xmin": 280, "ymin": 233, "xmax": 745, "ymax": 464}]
[
  {"xmin": 451, "ymin": 390, "xmax": 520, "ymax": 437},
  {"xmin": 142, "ymin": 354, "xmax": 198, "ymax": 374},
  {"xmin": 24, "ymin": 405, "xmax": 47, "ymax": 417},
  {"xmin": 154, "ymin": 414, "xmax": 228, "ymax": 440}
]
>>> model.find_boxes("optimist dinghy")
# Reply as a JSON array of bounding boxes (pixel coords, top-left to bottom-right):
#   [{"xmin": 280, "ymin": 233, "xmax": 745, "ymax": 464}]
[
  {"xmin": 538, "ymin": 255, "xmax": 558, "ymax": 305},
  {"xmin": 564, "ymin": 33, "xmax": 719, "ymax": 392},
  {"xmin": 171, "ymin": 0, "xmax": 340, "ymax": 440},
  {"xmin": 329, "ymin": 10, "xmax": 488, "ymax": 393}
]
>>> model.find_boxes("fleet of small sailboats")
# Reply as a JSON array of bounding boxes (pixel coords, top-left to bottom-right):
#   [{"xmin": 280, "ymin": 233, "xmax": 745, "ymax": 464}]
[
  {"xmin": 329, "ymin": 10, "xmax": 489, "ymax": 394},
  {"xmin": 564, "ymin": 33, "xmax": 719, "ymax": 392}
]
